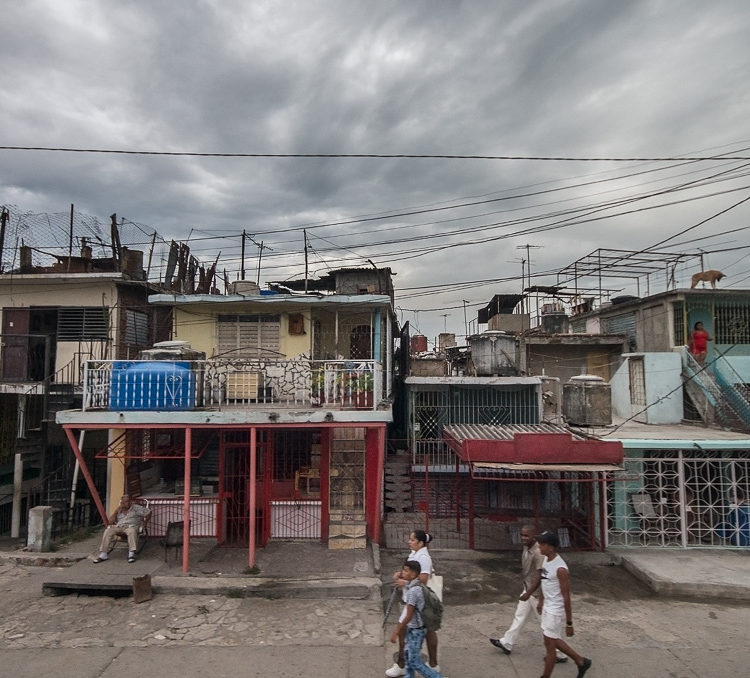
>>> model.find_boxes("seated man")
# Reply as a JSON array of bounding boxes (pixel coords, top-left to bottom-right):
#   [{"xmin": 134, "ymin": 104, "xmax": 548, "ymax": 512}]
[{"xmin": 93, "ymin": 494, "xmax": 151, "ymax": 564}]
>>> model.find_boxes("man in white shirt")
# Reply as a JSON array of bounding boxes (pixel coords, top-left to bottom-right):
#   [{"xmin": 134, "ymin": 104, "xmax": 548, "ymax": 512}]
[
  {"xmin": 489, "ymin": 525, "xmax": 566, "ymax": 663},
  {"xmin": 536, "ymin": 531, "xmax": 592, "ymax": 678}
]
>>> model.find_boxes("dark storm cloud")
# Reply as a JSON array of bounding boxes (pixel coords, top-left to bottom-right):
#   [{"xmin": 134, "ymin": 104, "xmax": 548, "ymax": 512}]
[{"xmin": 2, "ymin": 0, "xmax": 750, "ymax": 339}]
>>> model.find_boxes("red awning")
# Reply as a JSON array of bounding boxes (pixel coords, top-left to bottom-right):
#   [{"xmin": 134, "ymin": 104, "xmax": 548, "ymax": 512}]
[{"xmin": 443, "ymin": 423, "xmax": 623, "ymax": 466}]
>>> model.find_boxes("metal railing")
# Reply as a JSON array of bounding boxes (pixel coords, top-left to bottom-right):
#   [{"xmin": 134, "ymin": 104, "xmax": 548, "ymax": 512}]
[
  {"xmin": 81, "ymin": 358, "xmax": 385, "ymax": 411},
  {"xmin": 682, "ymin": 348, "xmax": 750, "ymax": 431}
]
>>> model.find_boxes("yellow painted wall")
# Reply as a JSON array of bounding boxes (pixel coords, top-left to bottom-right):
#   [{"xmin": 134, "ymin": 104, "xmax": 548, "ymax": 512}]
[
  {"xmin": 172, "ymin": 305, "xmax": 312, "ymax": 358},
  {"xmin": 107, "ymin": 430, "xmax": 128, "ymax": 514}
]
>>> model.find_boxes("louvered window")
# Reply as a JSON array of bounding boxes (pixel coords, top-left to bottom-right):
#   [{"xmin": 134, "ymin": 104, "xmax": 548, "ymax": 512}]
[
  {"xmin": 217, "ymin": 314, "xmax": 281, "ymax": 357},
  {"xmin": 57, "ymin": 307, "xmax": 109, "ymax": 340},
  {"xmin": 125, "ymin": 309, "xmax": 148, "ymax": 345}
]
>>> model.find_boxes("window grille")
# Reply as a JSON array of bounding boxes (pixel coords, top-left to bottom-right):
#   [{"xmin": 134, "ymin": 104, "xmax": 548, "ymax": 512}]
[
  {"xmin": 672, "ymin": 302, "xmax": 685, "ymax": 346},
  {"xmin": 57, "ymin": 307, "xmax": 109, "ymax": 340},
  {"xmin": 714, "ymin": 302, "xmax": 750, "ymax": 344},
  {"xmin": 628, "ymin": 357, "xmax": 647, "ymax": 406}
]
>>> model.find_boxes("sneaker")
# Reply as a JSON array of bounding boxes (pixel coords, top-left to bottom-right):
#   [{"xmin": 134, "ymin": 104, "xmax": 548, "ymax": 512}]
[
  {"xmin": 489, "ymin": 638, "xmax": 511, "ymax": 654},
  {"xmin": 385, "ymin": 663, "xmax": 406, "ymax": 677},
  {"xmin": 127, "ymin": 552, "xmax": 136, "ymax": 563},
  {"xmin": 577, "ymin": 657, "xmax": 592, "ymax": 678},
  {"xmin": 428, "ymin": 665, "xmax": 440, "ymax": 673},
  {"xmin": 556, "ymin": 656, "xmax": 568, "ymax": 663},
  {"xmin": 92, "ymin": 554, "xmax": 108, "ymax": 564}
]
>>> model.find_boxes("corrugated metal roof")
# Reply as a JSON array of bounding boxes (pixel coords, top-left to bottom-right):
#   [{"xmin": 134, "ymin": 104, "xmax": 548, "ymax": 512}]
[
  {"xmin": 444, "ymin": 423, "xmax": 587, "ymax": 442},
  {"xmin": 473, "ymin": 461, "xmax": 623, "ymax": 472}
]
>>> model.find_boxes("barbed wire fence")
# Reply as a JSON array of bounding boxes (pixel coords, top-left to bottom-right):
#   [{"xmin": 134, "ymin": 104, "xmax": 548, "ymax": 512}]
[{"xmin": 0, "ymin": 204, "xmax": 175, "ymax": 282}]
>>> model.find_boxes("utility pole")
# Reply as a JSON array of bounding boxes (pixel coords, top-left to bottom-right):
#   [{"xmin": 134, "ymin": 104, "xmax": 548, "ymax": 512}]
[
  {"xmin": 462, "ymin": 300, "xmax": 469, "ymax": 342},
  {"xmin": 508, "ymin": 257, "xmax": 526, "ymax": 314},
  {"xmin": 256, "ymin": 241, "xmax": 264, "ymax": 286},
  {"xmin": 516, "ymin": 243, "xmax": 542, "ymax": 326},
  {"xmin": 240, "ymin": 230, "xmax": 246, "ymax": 280},
  {"xmin": 68, "ymin": 204, "xmax": 74, "ymax": 272},
  {"xmin": 304, "ymin": 229, "xmax": 309, "ymax": 293},
  {"xmin": 244, "ymin": 234, "xmax": 268, "ymax": 288},
  {"xmin": 0, "ymin": 206, "xmax": 9, "ymax": 274}
]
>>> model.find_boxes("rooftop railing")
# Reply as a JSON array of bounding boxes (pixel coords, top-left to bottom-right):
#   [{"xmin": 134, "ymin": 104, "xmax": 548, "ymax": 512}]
[{"xmin": 81, "ymin": 358, "xmax": 384, "ymax": 412}]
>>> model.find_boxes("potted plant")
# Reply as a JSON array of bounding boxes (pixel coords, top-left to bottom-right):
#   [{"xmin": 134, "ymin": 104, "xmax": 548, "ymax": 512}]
[
  {"xmin": 310, "ymin": 369, "xmax": 326, "ymax": 406},
  {"xmin": 353, "ymin": 371, "xmax": 374, "ymax": 409}
]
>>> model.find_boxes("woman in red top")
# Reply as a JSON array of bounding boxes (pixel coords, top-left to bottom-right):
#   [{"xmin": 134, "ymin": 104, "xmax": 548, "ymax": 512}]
[{"xmin": 689, "ymin": 321, "xmax": 712, "ymax": 365}]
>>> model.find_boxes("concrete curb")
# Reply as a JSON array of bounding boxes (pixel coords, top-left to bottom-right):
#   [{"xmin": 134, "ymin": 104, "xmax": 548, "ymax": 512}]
[
  {"xmin": 618, "ymin": 552, "xmax": 750, "ymax": 601},
  {"xmin": 0, "ymin": 551, "xmax": 90, "ymax": 568},
  {"xmin": 152, "ymin": 575, "xmax": 382, "ymax": 598}
]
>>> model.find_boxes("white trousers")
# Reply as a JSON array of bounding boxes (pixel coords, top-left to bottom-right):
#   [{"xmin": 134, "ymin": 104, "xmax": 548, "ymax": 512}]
[{"xmin": 501, "ymin": 593, "xmax": 565, "ymax": 658}]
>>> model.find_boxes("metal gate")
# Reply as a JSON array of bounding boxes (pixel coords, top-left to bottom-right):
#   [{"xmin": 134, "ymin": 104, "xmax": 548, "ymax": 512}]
[
  {"xmin": 219, "ymin": 430, "xmax": 268, "ymax": 546},
  {"xmin": 607, "ymin": 450, "xmax": 750, "ymax": 547}
]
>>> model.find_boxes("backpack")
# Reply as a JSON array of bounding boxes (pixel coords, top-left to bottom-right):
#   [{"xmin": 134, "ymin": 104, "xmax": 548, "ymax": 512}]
[{"xmin": 418, "ymin": 583, "xmax": 444, "ymax": 632}]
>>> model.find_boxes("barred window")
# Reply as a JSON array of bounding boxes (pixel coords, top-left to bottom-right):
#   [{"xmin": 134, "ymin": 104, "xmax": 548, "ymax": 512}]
[
  {"xmin": 57, "ymin": 307, "xmax": 109, "ymax": 340},
  {"xmin": 714, "ymin": 303, "xmax": 750, "ymax": 344},
  {"xmin": 673, "ymin": 302, "xmax": 685, "ymax": 346}
]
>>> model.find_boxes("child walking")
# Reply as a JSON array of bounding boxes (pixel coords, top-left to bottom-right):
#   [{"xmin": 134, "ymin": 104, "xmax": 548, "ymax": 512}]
[{"xmin": 389, "ymin": 560, "xmax": 446, "ymax": 678}]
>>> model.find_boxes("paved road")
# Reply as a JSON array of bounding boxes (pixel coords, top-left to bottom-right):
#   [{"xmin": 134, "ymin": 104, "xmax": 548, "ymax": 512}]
[{"xmin": 0, "ymin": 552, "xmax": 748, "ymax": 677}]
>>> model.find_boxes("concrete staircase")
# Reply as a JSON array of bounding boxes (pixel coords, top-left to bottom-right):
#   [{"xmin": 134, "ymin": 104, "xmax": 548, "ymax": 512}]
[{"xmin": 384, "ymin": 449, "xmax": 412, "ymax": 513}]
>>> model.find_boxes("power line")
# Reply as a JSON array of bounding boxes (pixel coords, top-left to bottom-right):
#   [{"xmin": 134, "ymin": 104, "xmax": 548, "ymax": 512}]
[{"xmin": 3, "ymin": 145, "xmax": 750, "ymax": 161}]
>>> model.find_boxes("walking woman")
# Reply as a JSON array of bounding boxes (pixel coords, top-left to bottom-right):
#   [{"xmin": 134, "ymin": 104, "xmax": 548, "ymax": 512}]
[{"xmin": 386, "ymin": 530, "xmax": 440, "ymax": 677}]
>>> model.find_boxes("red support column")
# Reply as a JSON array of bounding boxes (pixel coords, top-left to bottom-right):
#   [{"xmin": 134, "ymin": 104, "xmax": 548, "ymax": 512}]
[
  {"xmin": 217, "ymin": 432, "xmax": 225, "ymax": 545},
  {"xmin": 262, "ymin": 432, "xmax": 274, "ymax": 545},
  {"xmin": 320, "ymin": 427, "xmax": 330, "ymax": 542},
  {"xmin": 374, "ymin": 425, "xmax": 385, "ymax": 545},
  {"xmin": 249, "ymin": 426, "xmax": 257, "ymax": 568},
  {"xmin": 182, "ymin": 427, "xmax": 191, "ymax": 573},
  {"xmin": 468, "ymin": 468, "xmax": 475, "ymax": 550},
  {"xmin": 365, "ymin": 426, "xmax": 386, "ymax": 543}
]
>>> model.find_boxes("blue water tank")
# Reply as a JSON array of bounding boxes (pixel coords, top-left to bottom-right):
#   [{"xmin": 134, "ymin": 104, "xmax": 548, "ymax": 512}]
[{"xmin": 109, "ymin": 361, "xmax": 196, "ymax": 410}]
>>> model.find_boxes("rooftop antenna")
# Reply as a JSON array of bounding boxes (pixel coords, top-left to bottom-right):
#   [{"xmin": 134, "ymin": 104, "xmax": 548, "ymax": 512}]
[{"xmin": 516, "ymin": 243, "xmax": 542, "ymax": 325}]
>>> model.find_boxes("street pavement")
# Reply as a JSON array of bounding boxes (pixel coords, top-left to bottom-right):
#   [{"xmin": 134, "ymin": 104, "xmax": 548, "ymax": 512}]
[{"xmin": 0, "ymin": 537, "xmax": 749, "ymax": 677}]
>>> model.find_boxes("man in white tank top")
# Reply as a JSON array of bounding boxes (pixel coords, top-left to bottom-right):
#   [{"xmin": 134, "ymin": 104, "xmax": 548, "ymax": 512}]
[{"xmin": 536, "ymin": 531, "xmax": 592, "ymax": 678}]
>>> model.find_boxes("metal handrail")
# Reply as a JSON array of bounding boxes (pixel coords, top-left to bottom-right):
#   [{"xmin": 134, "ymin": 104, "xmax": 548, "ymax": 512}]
[{"xmin": 81, "ymin": 357, "xmax": 385, "ymax": 411}]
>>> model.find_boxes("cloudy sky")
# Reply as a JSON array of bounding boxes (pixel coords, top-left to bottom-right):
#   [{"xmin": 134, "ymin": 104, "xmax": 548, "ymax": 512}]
[{"xmin": 2, "ymin": 0, "xmax": 750, "ymax": 343}]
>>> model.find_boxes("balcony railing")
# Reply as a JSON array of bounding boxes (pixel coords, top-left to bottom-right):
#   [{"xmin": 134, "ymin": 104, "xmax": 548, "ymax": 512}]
[{"xmin": 81, "ymin": 358, "xmax": 384, "ymax": 412}]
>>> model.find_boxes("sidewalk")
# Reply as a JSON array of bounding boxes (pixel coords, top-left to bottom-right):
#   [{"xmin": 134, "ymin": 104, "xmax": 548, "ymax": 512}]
[
  {"xmin": 0, "ymin": 532, "xmax": 383, "ymax": 599},
  {"xmin": 2, "ymin": 532, "xmax": 750, "ymax": 601},
  {"xmin": 612, "ymin": 547, "xmax": 750, "ymax": 600}
]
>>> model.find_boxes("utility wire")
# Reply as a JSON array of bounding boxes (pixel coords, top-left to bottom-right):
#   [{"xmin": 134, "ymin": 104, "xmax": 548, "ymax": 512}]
[{"xmin": 3, "ymin": 145, "xmax": 750, "ymax": 161}]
